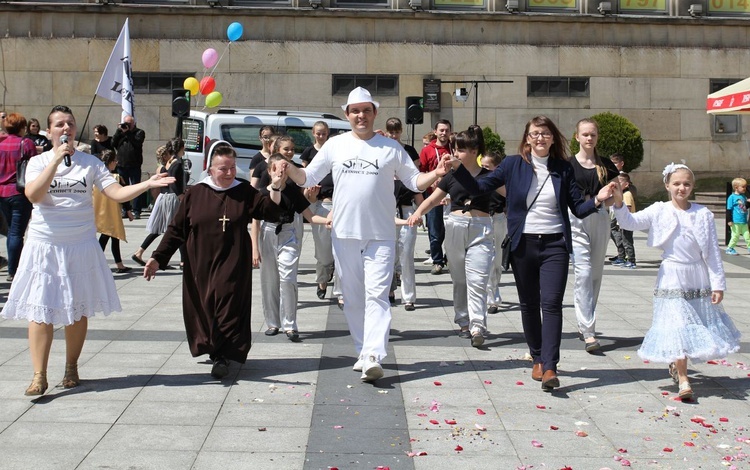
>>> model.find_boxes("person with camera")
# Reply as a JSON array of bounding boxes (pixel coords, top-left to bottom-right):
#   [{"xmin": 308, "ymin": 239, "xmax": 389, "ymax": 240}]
[{"xmin": 112, "ymin": 115, "xmax": 146, "ymax": 219}]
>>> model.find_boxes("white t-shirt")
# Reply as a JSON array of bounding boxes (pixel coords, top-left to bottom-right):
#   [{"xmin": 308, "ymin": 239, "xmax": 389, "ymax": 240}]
[
  {"xmin": 26, "ymin": 150, "xmax": 117, "ymax": 241},
  {"xmin": 523, "ymin": 155, "xmax": 563, "ymax": 234},
  {"xmin": 302, "ymin": 132, "xmax": 420, "ymax": 240}
]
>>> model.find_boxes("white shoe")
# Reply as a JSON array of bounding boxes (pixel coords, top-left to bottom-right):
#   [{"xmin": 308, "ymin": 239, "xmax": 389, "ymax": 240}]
[
  {"xmin": 422, "ymin": 258, "xmax": 434, "ymax": 265},
  {"xmin": 352, "ymin": 358, "xmax": 364, "ymax": 372},
  {"xmin": 360, "ymin": 355, "xmax": 384, "ymax": 382}
]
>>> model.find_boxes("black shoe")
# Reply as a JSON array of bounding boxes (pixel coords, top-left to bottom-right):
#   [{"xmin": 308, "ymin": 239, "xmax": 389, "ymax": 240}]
[
  {"xmin": 404, "ymin": 302, "xmax": 415, "ymax": 311},
  {"xmin": 388, "ymin": 292, "xmax": 396, "ymax": 305},
  {"xmin": 115, "ymin": 266, "xmax": 132, "ymax": 274},
  {"xmin": 286, "ymin": 330, "xmax": 300, "ymax": 342},
  {"xmin": 134, "ymin": 212, "xmax": 141, "ymax": 220},
  {"xmin": 316, "ymin": 285, "xmax": 327, "ymax": 300},
  {"xmin": 264, "ymin": 327, "xmax": 279, "ymax": 336},
  {"xmin": 131, "ymin": 254, "xmax": 146, "ymax": 266},
  {"xmin": 211, "ymin": 357, "xmax": 229, "ymax": 379}
]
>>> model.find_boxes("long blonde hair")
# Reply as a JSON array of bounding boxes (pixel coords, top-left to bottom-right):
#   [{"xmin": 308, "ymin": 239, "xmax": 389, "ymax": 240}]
[{"xmin": 575, "ymin": 118, "xmax": 608, "ymax": 185}]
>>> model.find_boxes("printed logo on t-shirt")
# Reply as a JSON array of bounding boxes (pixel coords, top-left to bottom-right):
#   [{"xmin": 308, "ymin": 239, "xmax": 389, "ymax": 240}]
[
  {"xmin": 342, "ymin": 156, "xmax": 379, "ymax": 175},
  {"xmin": 50, "ymin": 176, "xmax": 88, "ymax": 194}
]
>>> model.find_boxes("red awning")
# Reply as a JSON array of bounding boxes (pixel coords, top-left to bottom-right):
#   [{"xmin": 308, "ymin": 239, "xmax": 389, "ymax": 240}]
[{"xmin": 707, "ymin": 77, "xmax": 750, "ymax": 115}]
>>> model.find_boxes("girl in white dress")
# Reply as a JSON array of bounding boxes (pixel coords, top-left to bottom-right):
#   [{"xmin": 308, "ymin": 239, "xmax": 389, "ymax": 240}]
[
  {"xmin": 612, "ymin": 162, "xmax": 740, "ymax": 399},
  {"xmin": 0, "ymin": 106, "xmax": 174, "ymax": 396}
]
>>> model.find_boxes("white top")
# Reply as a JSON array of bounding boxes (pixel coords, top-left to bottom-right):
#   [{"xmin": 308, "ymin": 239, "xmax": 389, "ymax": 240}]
[
  {"xmin": 301, "ymin": 131, "xmax": 420, "ymax": 240},
  {"xmin": 523, "ymin": 155, "xmax": 563, "ymax": 234},
  {"xmin": 26, "ymin": 150, "xmax": 117, "ymax": 241}
]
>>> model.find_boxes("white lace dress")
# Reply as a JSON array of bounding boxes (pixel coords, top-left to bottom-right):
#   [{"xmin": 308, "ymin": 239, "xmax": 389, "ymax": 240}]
[{"xmin": 615, "ymin": 202, "xmax": 740, "ymax": 363}]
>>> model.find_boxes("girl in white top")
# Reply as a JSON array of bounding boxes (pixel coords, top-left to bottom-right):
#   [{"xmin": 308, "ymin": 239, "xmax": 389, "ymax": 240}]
[
  {"xmin": 0, "ymin": 106, "xmax": 174, "ymax": 396},
  {"xmin": 612, "ymin": 162, "xmax": 740, "ymax": 400}
]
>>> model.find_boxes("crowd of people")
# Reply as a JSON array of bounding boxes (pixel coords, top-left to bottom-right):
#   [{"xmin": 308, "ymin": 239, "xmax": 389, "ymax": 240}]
[{"xmin": 0, "ymin": 93, "xmax": 740, "ymax": 399}]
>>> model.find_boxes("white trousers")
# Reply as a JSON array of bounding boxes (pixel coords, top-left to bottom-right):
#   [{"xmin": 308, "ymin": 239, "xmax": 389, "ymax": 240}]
[
  {"xmin": 570, "ymin": 207, "xmax": 610, "ymax": 339},
  {"xmin": 332, "ymin": 237, "xmax": 394, "ymax": 361},
  {"xmin": 259, "ymin": 221, "xmax": 301, "ymax": 331},
  {"xmin": 395, "ymin": 205, "xmax": 417, "ymax": 303},
  {"xmin": 487, "ymin": 212, "xmax": 507, "ymax": 306},
  {"xmin": 443, "ymin": 214, "xmax": 494, "ymax": 334},
  {"xmin": 310, "ymin": 201, "xmax": 342, "ymax": 298}
]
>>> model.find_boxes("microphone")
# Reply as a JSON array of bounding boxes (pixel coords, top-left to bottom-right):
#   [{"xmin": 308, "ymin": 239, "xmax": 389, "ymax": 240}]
[{"xmin": 61, "ymin": 135, "xmax": 71, "ymax": 167}]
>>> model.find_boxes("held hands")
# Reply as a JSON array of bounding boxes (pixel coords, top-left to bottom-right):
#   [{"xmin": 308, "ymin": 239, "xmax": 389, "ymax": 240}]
[
  {"xmin": 406, "ymin": 213, "xmax": 421, "ymax": 227},
  {"xmin": 712, "ymin": 290, "xmax": 724, "ymax": 304},
  {"xmin": 435, "ymin": 153, "xmax": 454, "ymax": 177},
  {"xmin": 270, "ymin": 160, "xmax": 288, "ymax": 187},
  {"xmin": 595, "ymin": 182, "xmax": 617, "ymax": 207},
  {"xmin": 610, "ymin": 180, "xmax": 624, "ymax": 208},
  {"xmin": 304, "ymin": 186, "xmax": 320, "ymax": 203},
  {"xmin": 143, "ymin": 258, "xmax": 159, "ymax": 281}
]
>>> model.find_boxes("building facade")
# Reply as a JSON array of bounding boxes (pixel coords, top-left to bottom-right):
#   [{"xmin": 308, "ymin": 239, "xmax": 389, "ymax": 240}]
[{"xmin": 2, "ymin": 1, "xmax": 750, "ymax": 193}]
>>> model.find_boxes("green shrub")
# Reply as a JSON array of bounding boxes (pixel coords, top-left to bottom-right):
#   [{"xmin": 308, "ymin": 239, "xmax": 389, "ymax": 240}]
[
  {"xmin": 569, "ymin": 112, "xmax": 644, "ymax": 172},
  {"xmin": 483, "ymin": 127, "xmax": 506, "ymax": 157}
]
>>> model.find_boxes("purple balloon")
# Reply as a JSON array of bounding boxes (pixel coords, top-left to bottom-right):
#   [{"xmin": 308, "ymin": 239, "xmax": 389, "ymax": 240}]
[{"xmin": 202, "ymin": 48, "xmax": 219, "ymax": 69}]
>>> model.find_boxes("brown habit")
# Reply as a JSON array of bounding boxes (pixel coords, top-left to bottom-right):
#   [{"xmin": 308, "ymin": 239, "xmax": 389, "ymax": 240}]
[{"xmin": 151, "ymin": 181, "xmax": 279, "ymax": 363}]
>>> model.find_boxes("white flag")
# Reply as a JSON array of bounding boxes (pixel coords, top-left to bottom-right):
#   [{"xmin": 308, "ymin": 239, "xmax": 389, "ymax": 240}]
[{"xmin": 95, "ymin": 18, "xmax": 134, "ymax": 120}]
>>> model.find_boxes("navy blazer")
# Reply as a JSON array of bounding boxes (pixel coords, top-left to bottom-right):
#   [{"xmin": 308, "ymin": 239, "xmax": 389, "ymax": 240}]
[{"xmin": 454, "ymin": 154, "xmax": 598, "ymax": 253}]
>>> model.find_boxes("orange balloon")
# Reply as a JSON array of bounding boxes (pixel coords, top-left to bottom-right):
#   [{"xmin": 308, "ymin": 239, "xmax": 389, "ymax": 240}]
[{"xmin": 199, "ymin": 77, "xmax": 216, "ymax": 95}]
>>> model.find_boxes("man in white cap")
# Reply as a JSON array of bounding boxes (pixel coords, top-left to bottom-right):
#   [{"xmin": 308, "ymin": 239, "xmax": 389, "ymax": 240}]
[{"xmin": 284, "ymin": 87, "xmax": 451, "ymax": 382}]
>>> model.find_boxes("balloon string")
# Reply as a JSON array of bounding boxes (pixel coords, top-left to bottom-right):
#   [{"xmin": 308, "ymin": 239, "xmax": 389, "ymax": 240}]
[{"xmin": 208, "ymin": 42, "xmax": 231, "ymax": 79}]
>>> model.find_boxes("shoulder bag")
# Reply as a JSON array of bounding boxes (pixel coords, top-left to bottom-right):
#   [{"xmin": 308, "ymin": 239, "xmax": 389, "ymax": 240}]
[
  {"xmin": 15, "ymin": 138, "xmax": 33, "ymax": 193},
  {"xmin": 500, "ymin": 172, "xmax": 550, "ymax": 271}
]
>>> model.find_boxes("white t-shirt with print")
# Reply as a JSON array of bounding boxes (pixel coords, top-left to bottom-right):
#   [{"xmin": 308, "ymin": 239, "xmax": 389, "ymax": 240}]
[
  {"xmin": 302, "ymin": 132, "xmax": 421, "ymax": 240},
  {"xmin": 26, "ymin": 150, "xmax": 117, "ymax": 241}
]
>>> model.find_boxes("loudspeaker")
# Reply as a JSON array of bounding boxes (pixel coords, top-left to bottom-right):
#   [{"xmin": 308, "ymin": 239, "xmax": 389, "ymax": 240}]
[
  {"xmin": 405, "ymin": 96, "xmax": 423, "ymax": 125},
  {"xmin": 172, "ymin": 89, "xmax": 191, "ymax": 118}
]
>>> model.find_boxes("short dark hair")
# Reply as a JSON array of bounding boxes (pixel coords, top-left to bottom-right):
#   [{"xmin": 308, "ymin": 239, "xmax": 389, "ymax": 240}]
[
  {"xmin": 385, "ymin": 117, "xmax": 403, "ymax": 134},
  {"xmin": 47, "ymin": 105, "xmax": 73, "ymax": 128},
  {"xmin": 434, "ymin": 119, "xmax": 452, "ymax": 131},
  {"xmin": 100, "ymin": 149, "xmax": 117, "ymax": 166},
  {"xmin": 93, "ymin": 124, "xmax": 109, "ymax": 136}
]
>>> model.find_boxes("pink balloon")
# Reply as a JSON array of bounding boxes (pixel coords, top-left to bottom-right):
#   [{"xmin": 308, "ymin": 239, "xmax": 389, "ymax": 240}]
[
  {"xmin": 202, "ymin": 48, "xmax": 219, "ymax": 69},
  {"xmin": 200, "ymin": 77, "xmax": 216, "ymax": 95}
]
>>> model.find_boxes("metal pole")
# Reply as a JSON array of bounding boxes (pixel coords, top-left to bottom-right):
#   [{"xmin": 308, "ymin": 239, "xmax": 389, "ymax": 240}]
[
  {"xmin": 410, "ymin": 123, "xmax": 415, "ymax": 148},
  {"xmin": 473, "ymin": 82, "xmax": 478, "ymax": 125}
]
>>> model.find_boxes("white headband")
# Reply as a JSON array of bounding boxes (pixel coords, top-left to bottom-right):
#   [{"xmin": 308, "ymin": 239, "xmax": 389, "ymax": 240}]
[{"xmin": 662, "ymin": 161, "xmax": 692, "ymax": 183}]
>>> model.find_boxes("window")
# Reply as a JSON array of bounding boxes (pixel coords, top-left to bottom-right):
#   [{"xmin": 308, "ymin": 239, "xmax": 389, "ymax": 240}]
[
  {"xmin": 332, "ymin": 75, "xmax": 399, "ymax": 96},
  {"xmin": 334, "ymin": 0, "xmax": 388, "ymax": 7},
  {"xmin": 527, "ymin": 77, "xmax": 589, "ymax": 97},
  {"xmin": 133, "ymin": 72, "xmax": 193, "ymax": 94},
  {"xmin": 710, "ymin": 78, "xmax": 741, "ymax": 137}
]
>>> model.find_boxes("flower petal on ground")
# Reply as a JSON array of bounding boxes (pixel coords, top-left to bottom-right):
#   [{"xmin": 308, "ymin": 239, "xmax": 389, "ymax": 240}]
[
  {"xmin": 477, "ymin": 408, "xmax": 486, "ymax": 415},
  {"xmin": 531, "ymin": 439, "xmax": 543, "ymax": 447}
]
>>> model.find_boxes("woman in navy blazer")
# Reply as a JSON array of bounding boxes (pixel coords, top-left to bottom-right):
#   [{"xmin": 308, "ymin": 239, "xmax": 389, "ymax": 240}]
[{"xmin": 453, "ymin": 116, "xmax": 615, "ymax": 391}]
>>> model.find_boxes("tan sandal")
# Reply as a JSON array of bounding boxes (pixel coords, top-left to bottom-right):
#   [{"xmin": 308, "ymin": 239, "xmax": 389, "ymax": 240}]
[
  {"xmin": 62, "ymin": 363, "xmax": 80, "ymax": 389},
  {"xmin": 25, "ymin": 371, "xmax": 48, "ymax": 396},
  {"xmin": 678, "ymin": 381, "xmax": 693, "ymax": 400},
  {"xmin": 668, "ymin": 362, "xmax": 678, "ymax": 384}
]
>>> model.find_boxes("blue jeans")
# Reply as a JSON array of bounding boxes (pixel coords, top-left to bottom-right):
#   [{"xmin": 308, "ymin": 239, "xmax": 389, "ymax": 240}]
[
  {"xmin": 425, "ymin": 205, "xmax": 446, "ymax": 266},
  {"xmin": 0, "ymin": 194, "xmax": 32, "ymax": 276},
  {"xmin": 510, "ymin": 233, "xmax": 569, "ymax": 374},
  {"xmin": 117, "ymin": 165, "xmax": 143, "ymax": 214}
]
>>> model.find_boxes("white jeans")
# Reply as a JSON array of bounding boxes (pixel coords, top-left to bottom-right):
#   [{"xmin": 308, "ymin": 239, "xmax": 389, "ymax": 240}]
[
  {"xmin": 570, "ymin": 207, "xmax": 610, "ymax": 339},
  {"xmin": 259, "ymin": 221, "xmax": 302, "ymax": 332},
  {"xmin": 332, "ymin": 237, "xmax": 394, "ymax": 361},
  {"xmin": 310, "ymin": 201, "xmax": 342, "ymax": 298},
  {"xmin": 395, "ymin": 205, "xmax": 417, "ymax": 303},
  {"xmin": 443, "ymin": 214, "xmax": 494, "ymax": 334},
  {"xmin": 487, "ymin": 212, "xmax": 507, "ymax": 306}
]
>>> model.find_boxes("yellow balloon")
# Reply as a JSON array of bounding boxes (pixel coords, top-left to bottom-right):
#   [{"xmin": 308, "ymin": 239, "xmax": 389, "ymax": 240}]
[
  {"xmin": 205, "ymin": 91, "xmax": 223, "ymax": 108},
  {"xmin": 183, "ymin": 77, "xmax": 200, "ymax": 96}
]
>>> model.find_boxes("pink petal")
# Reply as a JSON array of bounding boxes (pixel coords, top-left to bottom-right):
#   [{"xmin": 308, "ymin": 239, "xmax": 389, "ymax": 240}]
[
  {"xmin": 444, "ymin": 419, "xmax": 457, "ymax": 425},
  {"xmin": 644, "ymin": 437, "xmax": 653, "ymax": 441},
  {"xmin": 620, "ymin": 459, "xmax": 631, "ymax": 467},
  {"xmin": 433, "ymin": 381, "xmax": 442, "ymax": 386},
  {"xmin": 484, "ymin": 380, "xmax": 493, "ymax": 385},
  {"xmin": 536, "ymin": 405, "xmax": 546, "ymax": 409},
  {"xmin": 637, "ymin": 407, "xmax": 644, "ymax": 413},
  {"xmin": 707, "ymin": 360, "xmax": 718, "ymax": 365},
  {"xmin": 576, "ymin": 430, "xmax": 589, "ymax": 437},
  {"xmin": 429, "ymin": 419, "xmax": 439, "ymax": 425},
  {"xmin": 691, "ymin": 415, "xmax": 706, "ymax": 423},
  {"xmin": 617, "ymin": 448, "xmax": 628, "ymax": 453},
  {"xmin": 720, "ymin": 417, "xmax": 729, "ymax": 422},
  {"xmin": 661, "ymin": 391, "xmax": 669, "ymax": 396},
  {"xmin": 531, "ymin": 439, "xmax": 543, "ymax": 448},
  {"xmin": 516, "ymin": 381, "xmax": 524, "ymax": 386},
  {"xmin": 333, "ymin": 425, "xmax": 344, "ymax": 429},
  {"xmin": 475, "ymin": 424, "xmax": 487, "ymax": 431},
  {"xmin": 684, "ymin": 441, "xmax": 695, "ymax": 447},
  {"xmin": 417, "ymin": 413, "xmax": 428, "ymax": 417},
  {"xmin": 477, "ymin": 408, "xmax": 486, "ymax": 415}
]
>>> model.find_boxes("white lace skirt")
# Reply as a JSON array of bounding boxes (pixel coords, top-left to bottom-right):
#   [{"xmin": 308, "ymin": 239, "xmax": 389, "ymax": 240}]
[
  {"xmin": 0, "ymin": 237, "xmax": 122, "ymax": 325},
  {"xmin": 638, "ymin": 259, "xmax": 741, "ymax": 363},
  {"xmin": 146, "ymin": 193, "xmax": 180, "ymax": 235}
]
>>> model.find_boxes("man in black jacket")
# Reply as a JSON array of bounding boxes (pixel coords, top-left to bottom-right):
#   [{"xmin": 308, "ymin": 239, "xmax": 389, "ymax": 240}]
[{"xmin": 113, "ymin": 115, "xmax": 146, "ymax": 218}]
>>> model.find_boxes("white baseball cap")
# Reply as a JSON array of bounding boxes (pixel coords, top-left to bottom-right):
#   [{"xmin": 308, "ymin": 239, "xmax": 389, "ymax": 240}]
[{"xmin": 341, "ymin": 87, "xmax": 380, "ymax": 111}]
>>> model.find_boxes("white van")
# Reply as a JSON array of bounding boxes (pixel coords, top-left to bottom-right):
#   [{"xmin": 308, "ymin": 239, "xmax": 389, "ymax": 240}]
[{"xmin": 180, "ymin": 109, "xmax": 351, "ymax": 185}]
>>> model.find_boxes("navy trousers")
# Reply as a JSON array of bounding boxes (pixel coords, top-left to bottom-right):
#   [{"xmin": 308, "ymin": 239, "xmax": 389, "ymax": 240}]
[{"xmin": 510, "ymin": 233, "xmax": 569, "ymax": 373}]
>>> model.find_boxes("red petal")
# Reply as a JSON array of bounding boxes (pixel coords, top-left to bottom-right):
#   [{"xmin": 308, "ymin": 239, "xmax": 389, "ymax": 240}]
[
  {"xmin": 516, "ymin": 381, "xmax": 524, "ymax": 385},
  {"xmin": 418, "ymin": 452, "xmax": 427, "ymax": 456},
  {"xmin": 550, "ymin": 425, "xmax": 559, "ymax": 430},
  {"xmin": 536, "ymin": 405, "xmax": 546, "ymax": 409},
  {"xmin": 429, "ymin": 419, "xmax": 439, "ymax": 425},
  {"xmin": 433, "ymin": 381, "xmax": 442, "ymax": 386},
  {"xmin": 618, "ymin": 448, "xmax": 628, "ymax": 453},
  {"xmin": 444, "ymin": 419, "xmax": 457, "ymax": 425},
  {"xmin": 661, "ymin": 391, "xmax": 669, "ymax": 395},
  {"xmin": 663, "ymin": 447, "xmax": 673, "ymax": 452},
  {"xmin": 720, "ymin": 417, "xmax": 729, "ymax": 422},
  {"xmin": 484, "ymin": 380, "xmax": 492, "ymax": 385},
  {"xmin": 707, "ymin": 360, "xmax": 718, "ymax": 364},
  {"xmin": 455, "ymin": 445, "xmax": 463, "ymax": 451},
  {"xmin": 684, "ymin": 441, "xmax": 695, "ymax": 447},
  {"xmin": 477, "ymin": 409, "xmax": 486, "ymax": 415},
  {"xmin": 637, "ymin": 407, "xmax": 644, "ymax": 413}
]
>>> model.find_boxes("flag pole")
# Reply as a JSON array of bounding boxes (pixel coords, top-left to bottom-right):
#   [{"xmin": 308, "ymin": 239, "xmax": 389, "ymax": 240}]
[{"xmin": 77, "ymin": 94, "xmax": 98, "ymax": 145}]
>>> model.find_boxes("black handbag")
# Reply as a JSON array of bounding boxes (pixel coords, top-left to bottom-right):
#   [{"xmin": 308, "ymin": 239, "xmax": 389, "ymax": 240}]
[
  {"xmin": 500, "ymin": 173, "xmax": 550, "ymax": 272},
  {"xmin": 15, "ymin": 138, "xmax": 32, "ymax": 193}
]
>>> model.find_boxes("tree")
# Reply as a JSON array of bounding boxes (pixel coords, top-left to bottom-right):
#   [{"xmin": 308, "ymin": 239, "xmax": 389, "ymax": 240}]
[
  {"xmin": 483, "ymin": 127, "xmax": 506, "ymax": 157},
  {"xmin": 569, "ymin": 112, "xmax": 644, "ymax": 172}
]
